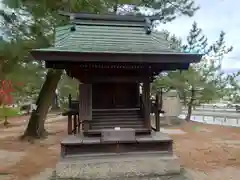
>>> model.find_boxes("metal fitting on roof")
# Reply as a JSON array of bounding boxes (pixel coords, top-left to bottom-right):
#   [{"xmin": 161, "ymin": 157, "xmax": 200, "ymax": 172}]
[
  {"xmin": 144, "ymin": 17, "xmax": 152, "ymax": 35},
  {"xmin": 70, "ymin": 25, "xmax": 76, "ymax": 32}
]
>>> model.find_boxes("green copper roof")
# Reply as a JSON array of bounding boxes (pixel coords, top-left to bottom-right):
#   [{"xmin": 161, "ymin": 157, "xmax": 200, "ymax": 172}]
[
  {"xmin": 32, "ymin": 14, "xmax": 202, "ymax": 66},
  {"xmin": 35, "ymin": 22, "xmax": 181, "ymax": 54}
]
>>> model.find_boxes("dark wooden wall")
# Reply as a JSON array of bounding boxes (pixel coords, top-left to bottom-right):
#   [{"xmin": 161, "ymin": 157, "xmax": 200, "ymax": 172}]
[{"xmin": 92, "ymin": 82, "xmax": 139, "ymax": 109}]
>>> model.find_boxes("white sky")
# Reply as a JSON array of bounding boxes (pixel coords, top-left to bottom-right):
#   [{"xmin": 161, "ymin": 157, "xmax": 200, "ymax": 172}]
[{"xmin": 159, "ymin": 0, "xmax": 240, "ymax": 73}]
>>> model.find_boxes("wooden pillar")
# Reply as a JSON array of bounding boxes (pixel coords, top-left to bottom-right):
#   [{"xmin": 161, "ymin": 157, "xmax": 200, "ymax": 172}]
[
  {"xmin": 143, "ymin": 79, "xmax": 151, "ymax": 130},
  {"xmin": 83, "ymin": 121, "xmax": 89, "ymax": 131},
  {"xmin": 79, "ymin": 84, "xmax": 92, "ymax": 133},
  {"xmin": 137, "ymin": 83, "xmax": 140, "ymax": 107},
  {"xmin": 73, "ymin": 114, "xmax": 77, "ymax": 134},
  {"xmin": 155, "ymin": 93, "xmax": 160, "ymax": 131},
  {"xmin": 67, "ymin": 94, "xmax": 72, "ymax": 135},
  {"xmin": 67, "ymin": 114, "xmax": 72, "ymax": 135},
  {"xmin": 77, "ymin": 114, "xmax": 80, "ymax": 133}
]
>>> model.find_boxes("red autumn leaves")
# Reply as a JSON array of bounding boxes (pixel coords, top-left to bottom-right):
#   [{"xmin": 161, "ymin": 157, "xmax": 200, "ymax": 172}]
[{"xmin": 0, "ymin": 80, "xmax": 23, "ymax": 106}]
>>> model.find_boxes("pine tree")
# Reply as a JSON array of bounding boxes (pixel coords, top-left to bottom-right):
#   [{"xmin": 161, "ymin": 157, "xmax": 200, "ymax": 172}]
[{"xmin": 152, "ymin": 22, "xmax": 233, "ymax": 121}]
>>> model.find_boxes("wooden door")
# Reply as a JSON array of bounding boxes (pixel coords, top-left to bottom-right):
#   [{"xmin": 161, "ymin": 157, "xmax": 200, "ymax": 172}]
[
  {"xmin": 92, "ymin": 83, "xmax": 114, "ymax": 109},
  {"xmin": 92, "ymin": 83, "xmax": 138, "ymax": 109},
  {"xmin": 79, "ymin": 84, "xmax": 92, "ymax": 120},
  {"xmin": 114, "ymin": 83, "xmax": 138, "ymax": 108},
  {"xmin": 114, "ymin": 83, "xmax": 127, "ymax": 108}
]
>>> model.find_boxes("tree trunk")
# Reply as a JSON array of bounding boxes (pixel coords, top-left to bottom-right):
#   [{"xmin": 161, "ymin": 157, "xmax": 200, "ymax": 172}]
[
  {"xmin": 185, "ymin": 88, "xmax": 195, "ymax": 121},
  {"xmin": 0, "ymin": 65, "xmax": 10, "ymax": 126},
  {"xmin": 23, "ymin": 69, "xmax": 63, "ymax": 138},
  {"xmin": 51, "ymin": 92, "xmax": 59, "ymax": 110},
  {"xmin": 0, "ymin": 64, "xmax": 5, "ymax": 106},
  {"xmin": 183, "ymin": 91, "xmax": 187, "ymax": 107},
  {"xmin": 3, "ymin": 115, "xmax": 9, "ymax": 126}
]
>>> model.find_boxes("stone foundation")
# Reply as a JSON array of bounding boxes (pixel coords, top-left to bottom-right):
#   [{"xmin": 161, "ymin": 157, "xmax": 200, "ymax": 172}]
[{"xmin": 55, "ymin": 153, "xmax": 181, "ymax": 180}]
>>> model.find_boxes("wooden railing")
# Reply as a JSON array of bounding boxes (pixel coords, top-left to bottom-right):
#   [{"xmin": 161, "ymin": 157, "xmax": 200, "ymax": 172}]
[
  {"xmin": 151, "ymin": 92, "xmax": 164, "ymax": 132},
  {"xmin": 62, "ymin": 94, "xmax": 82, "ymax": 135},
  {"xmin": 62, "ymin": 110, "xmax": 80, "ymax": 134},
  {"xmin": 140, "ymin": 93, "xmax": 162, "ymax": 132}
]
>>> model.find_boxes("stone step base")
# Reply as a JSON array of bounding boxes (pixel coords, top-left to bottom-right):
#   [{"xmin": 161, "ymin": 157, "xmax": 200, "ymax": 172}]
[
  {"xmin": 63, "ymin": 151, "xmax": 172, "ymax": 160},
  {"xmin": 50, "ymin": 172, "xmax": 192, "ymax": 180},
  {"xmin": 32, "ymin": 169, "xmax": 194, "ymax": 180},
  {"xmin": 55, "ymin": 153, "xmax": 181, "ymax": 180}
]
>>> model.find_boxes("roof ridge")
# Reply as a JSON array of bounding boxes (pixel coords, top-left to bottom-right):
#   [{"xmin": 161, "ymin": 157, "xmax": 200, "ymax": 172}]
[
  {"xmin": 58, "ymin": 12, "xmax": 160, "ymax": 23},
  {"xmin": 72, "ymin": 20, "xmax": 146, "ymax": 28}
]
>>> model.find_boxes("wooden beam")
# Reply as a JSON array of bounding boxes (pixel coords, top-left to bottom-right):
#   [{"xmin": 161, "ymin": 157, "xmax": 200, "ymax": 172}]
[
  {"xmin": 91, "ymin": 76, "xmax": 147, "ymax": 83},
  {"xmin": 45, "ymin": 61, "xmax": 190, "ymax": 74}
]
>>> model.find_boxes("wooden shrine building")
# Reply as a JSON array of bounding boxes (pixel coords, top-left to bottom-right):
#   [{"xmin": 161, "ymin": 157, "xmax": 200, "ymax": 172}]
[{"xmin": 31, "ymin": 13, "xmax": 202, "ymax": 161}]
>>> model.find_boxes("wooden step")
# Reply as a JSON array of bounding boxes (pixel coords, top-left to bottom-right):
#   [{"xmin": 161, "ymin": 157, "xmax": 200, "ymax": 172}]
[
  {"xmin": 92, "ymin": 115, "xmax": 141, "ymax": 119},
  {"xmin": 92, "ymin": 117, "xmax": 143, "ymax": 121},
  {"xmin": 93, "ymin": 109, "xmax": 140, "ymax": 113},
  {"xmin": 61, "ymin": 132, "xmax": 172, "ymax": 156},
  {"xmin": 93, "ymin": 112, "xmax": 140, "ymax": 117},
  {"xmin": 91, "ymin": 120, "xmax": 144, "ymax": 125},
  {"xmin": 84, "ymin": 128, "xmax": 151, "ymax": 136},
  {"xmin": 91, "ymin": 125, "xmax": 145, "ymax": 130},
  {"xmin": 93, "ymin": 108, "xmax": 140, "ymax": 112},
  {"xmin": 90, "ymin": 109, "xmax": 145, "ymax": 135},
  {"xmin": 92, "ymin": 115, "xmax": 144, "ymax": 121}
]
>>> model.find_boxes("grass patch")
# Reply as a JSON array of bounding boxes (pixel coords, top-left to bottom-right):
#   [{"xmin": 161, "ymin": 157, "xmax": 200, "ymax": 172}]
[{"xmin": 0, "ymin": 106, "xmax": 21, "ymax": 121}]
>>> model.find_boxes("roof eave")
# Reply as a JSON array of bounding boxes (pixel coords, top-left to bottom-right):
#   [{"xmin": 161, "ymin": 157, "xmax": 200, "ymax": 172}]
[{"xmin": 31, "ymin": 49, "xmax": 202, "ymax": 64}]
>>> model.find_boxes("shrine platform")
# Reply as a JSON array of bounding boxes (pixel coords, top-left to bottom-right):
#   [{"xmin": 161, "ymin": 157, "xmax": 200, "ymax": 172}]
[
  {"xmin": 56, "ymin": 132, "xmax": 181, "ymax": 180},
  {"xmin": 60, "ymin": 131, "xmax": 173, "ymax": 157}
]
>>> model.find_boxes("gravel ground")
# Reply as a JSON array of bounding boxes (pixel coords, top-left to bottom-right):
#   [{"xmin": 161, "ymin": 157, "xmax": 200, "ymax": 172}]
[
  {"xmin": 0, "ymin": 115, "xmax": 239, "ymax": 180},
  {"xmin": 0, "ymin": 150, "xmax": 26, "ymax": 168},
  {"xmin": 0, "ymin": 174, "xmax": 16, "ymax": 180},
  {"xmin": 185, "ymin": 167, "xmax": 240, "ymax": 180},
  {"xmin": 0, "ymin": 116, "xmax": 66, "ymax": 139},
  {"xmin": 29, "ymin": 168, "xmax": 55, "ymax": 180}
]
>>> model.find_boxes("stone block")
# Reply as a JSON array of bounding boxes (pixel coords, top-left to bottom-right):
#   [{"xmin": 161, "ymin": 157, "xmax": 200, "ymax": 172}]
[
  {"xmin": 55, "ymin": 154, "xmax": 181, "ymax": 180},
  {"xmin": 101, "ymin": 128, "xmax": 136, "ymax": 142}
]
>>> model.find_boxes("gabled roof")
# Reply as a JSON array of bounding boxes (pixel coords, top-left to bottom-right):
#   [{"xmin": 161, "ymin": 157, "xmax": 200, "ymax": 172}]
[{"xmin": 31, "ymin": 13, "xmax": 202, "ymax": 64}]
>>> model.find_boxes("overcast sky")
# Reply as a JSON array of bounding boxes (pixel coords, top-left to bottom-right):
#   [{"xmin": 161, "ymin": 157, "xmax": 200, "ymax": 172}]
[{"xmin": 159, "ymin": 0, "xmax": 239, "ymax": 73}]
